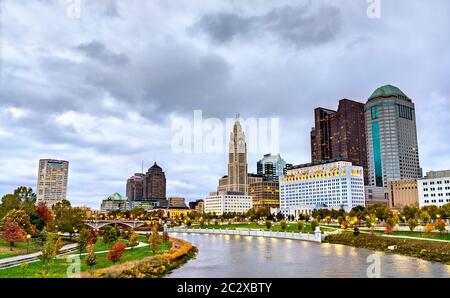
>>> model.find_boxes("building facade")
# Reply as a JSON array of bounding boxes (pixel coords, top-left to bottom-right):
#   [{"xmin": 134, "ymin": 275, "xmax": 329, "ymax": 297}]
[
  {"xmin": 257, "ymin": 154, "xmax": 291, "ymax": 179},
  {"xmin": 204, "ymin": 192, "xmax": 253, "ymax": 216},
  {"xmin": 280, "ymin": 161, "xmax": 365, "ymax": 217},
  {"xmin": 168, "ymin": 197, "xmax": 186, "ymax": 208},
  {"xmin": 365, "ymin": 85, "xmax": 421, "ymax": 188},
  {"xmin": 418, "ymin": 170, "xmax": 450, "ymax": 208},
  {"xmin": 249, "ymin": 178, "xmax": 280, "ymax": 210},
  {"xmin": 217, "ymin": 116, "xmax": 248, "ymax": 193},
  {"xmin": 365, "ymin": 186, "xmax": 389, "ymax": 207},
  {"xmin": 311, "ymin": 99, "xmax": 368, "ymax": 184},
  {"xmin": 388, "ymin": 179, "xmax": 419, "ymax": 209},
  {"xmin": 126, "ymin": 173, "xmax": 145, "ymax": 201},
  {"xmin": 100, "ymin": 193, "xmax": 130, "ymax": 212},
  {"xmin": 143, "ymin": 163, "xmax": 166, "ymax": 200},
  {"xmin": 37, "ymin": 159, "xmax": 69, "ymax": 206}
]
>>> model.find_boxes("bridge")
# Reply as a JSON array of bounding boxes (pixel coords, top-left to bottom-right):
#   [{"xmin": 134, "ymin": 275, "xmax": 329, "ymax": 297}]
[{"xmin": 84, "ymin": 220, "xmax": 146, "ymax": 229}]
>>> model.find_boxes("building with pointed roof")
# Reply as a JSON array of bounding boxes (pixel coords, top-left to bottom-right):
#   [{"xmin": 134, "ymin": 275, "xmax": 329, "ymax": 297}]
[{"xmin": 143, "ymin": 162, "xmax": 167, "ymax": 200}]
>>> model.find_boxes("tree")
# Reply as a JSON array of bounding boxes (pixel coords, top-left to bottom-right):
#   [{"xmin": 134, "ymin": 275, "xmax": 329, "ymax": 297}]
[
  {"xmin": 408, "ymin": 218, "xmax": 418, "ymax": 232},
  {"xmin": 185, "ymin": 219, "xmax": 192, "ymax": 227},
  {"xmin": 36, "ymin": 202, "xmax": 54, "ymax": 226},
  {"xmin": 102, "ymin": 225, "xmax": 119, "ymax": 248},
  {"xmin": 265, "ymin": 220, "xmax": 272, "ymax": 230},
  {"xmin": 435, "ymin": 219, "xmax": 447, "ymax": 234},
  {"xmin": 401, "ymin": 205, "xmax": 420, "ymax": 221},
  {"xmin": 20, "ymin": 262, "xmax": 28, "ymax": 278},
  {"xmin": 128, "ymin": 232, "xmax": 139, "ymax": 249},
  {"xmin": 384, "ymin": 224, "xmax": 393, "ymax": 235},
  {"xmin": 89, "ymin": 230, "xmax": 98, "ymax": 245},
  {"xmin": 280, "ymin": 220, "xmax": 287, "ymax": 232},
  {"xmin": 148, "ymin": 226, "xmax": 161, "ymax": 254},
  {"xmin": 297, "ymin": 221, "xmax": 305, "ymax": 232},
  {"xmin": 199, "ymin": 217, "xmax": 205, "ymax": 228},
  {"xmin": 162, "ymin": 231, "xmax": 170, "ymax": 243},
  {"xmin": 85, "ymin": 244, "xmax": 97, "ymax": 275},
  {"xmin": 107, "ymin": 242, "xmax": 126, "ymax": 263},
  {"xmin": 1, "ymin": 209, "xmax": 38, "ymax": 236},
  {"xmin": 0, "ymin": 194, "xmax": 21, "ymax": 219},
  {"xmin": 276, "ymin": 212, "xmax": 284, "ymax": 221},
  {"xmin": 77, "ymin": 228, "xmax": 91, "ymax": 255},
  {"xmin": 52, "ymin": 200, "xmax": 86, "ymax": 235},
  {"xmin": 40, "ymin": 233, "xmax": 57, "ymax": 274},
  {"xmin": 424, "ymin": 224, "xmax": 435, "ymax": 237},
  {"xmin": 1, "ymin": 221, "xmax": 25, "ymax": 250},
  {"xmin": 420, "ymin": 210, "xmax": 431, "ymax": 224},
  {"xmin": 310, "ymin": 220, "xmax": 318, "ymax": 232}
]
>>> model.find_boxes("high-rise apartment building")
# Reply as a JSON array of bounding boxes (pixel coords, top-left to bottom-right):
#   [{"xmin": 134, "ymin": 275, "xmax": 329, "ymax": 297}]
[
  {"xmin": 365, "ymin": 85, "xmax": 421, "ymax": 187},
  {"xmin": 37, "ymin": 159, "xmax": 69, "ymax": 206},
  {"xmin": 126, "ymin": 173, "xmax": 145, "ymax": 201},
  {"xmin": 143, "ymin": 163, "xmax": 166, "ymax": 200},
  {"xmin": 310, "ymin": 99, "xmax": 368, "ymax": 184}
]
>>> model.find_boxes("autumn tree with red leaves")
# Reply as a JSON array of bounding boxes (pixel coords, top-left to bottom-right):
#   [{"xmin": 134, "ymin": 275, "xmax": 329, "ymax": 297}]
[
  {"xmin": 36, "ymin": 202, "xmax": 54, "ymax": 225},
  {"xmin": 107, "ymin": 242, "xmax": 126, "ymax": 263},
  {"xmin": 1, "ymin": 221, "xmax": 25, "ymax": 250}
]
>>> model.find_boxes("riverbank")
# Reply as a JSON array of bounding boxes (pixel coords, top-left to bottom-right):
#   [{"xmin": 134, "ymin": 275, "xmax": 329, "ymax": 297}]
[
  {"xmin": 325, "ymin": 233, "xmax": 450, "ymax": 265},
  {"xmin": 88, "ymin": 237, "xmax": 197, "ymax": 278}
]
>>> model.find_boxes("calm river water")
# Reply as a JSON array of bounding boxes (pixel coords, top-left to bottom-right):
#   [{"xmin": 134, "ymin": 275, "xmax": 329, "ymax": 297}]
[{"xmin": 168, "ymin": 233, "xmax": 450, "ymax": 278}]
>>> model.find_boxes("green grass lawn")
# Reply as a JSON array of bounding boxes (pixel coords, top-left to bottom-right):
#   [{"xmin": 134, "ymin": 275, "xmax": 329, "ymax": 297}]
[
  {"xmin": 0, "ymin": 238, "xmax": 44, "ymax": 259},
  {"xmin": 189, "ymin": 222, "xmax": 336, "ymax": 234},
  {"xmin": 373, "ymin": 230, "xmax": 450, "ymax": 241},
  {"xmin": 0, "ymin": 237, "xmax": 171, "ymax": 278}
]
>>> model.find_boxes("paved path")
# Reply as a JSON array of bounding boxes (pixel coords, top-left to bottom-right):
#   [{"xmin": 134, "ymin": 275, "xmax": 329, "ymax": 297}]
[
  {"xmin": 65, "ymin": 242, "xmax": 149, "ymax": 258},
  {"xmin": 0, "ymin": 243, "xmax": 78, "ymax": 269}
]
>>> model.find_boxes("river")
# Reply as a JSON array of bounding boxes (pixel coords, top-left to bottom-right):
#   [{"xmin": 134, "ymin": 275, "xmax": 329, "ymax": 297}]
[{"xmin": 168, "ymin": 232, "xmax": 450, "ymax": 278}]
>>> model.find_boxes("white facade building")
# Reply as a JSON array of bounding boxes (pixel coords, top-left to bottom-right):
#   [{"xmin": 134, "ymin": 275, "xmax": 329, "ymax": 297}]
[
  {"xmin": 418, "ymin": 170, "xmax": 450, "ymax": 208},
  {"xmin": 204, "ymin": 192, "xmax": 253, "ymax": 216},
  {"xmin": 280, "ymin": 161, "xmax": 365, "ymax": 217},
  {"xmin": 37, "ymin": 159, "xmax": 69, "ymax": 206}
]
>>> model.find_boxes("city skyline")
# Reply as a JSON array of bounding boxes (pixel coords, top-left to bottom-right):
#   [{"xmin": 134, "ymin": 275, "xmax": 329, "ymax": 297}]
[{"xmin": 1, "ymin": 1, "xmax": 450, "ymax": 208}]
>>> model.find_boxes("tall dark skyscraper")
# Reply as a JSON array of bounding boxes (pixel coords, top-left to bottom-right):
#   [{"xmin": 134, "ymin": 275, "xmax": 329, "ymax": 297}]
[
  {"xmin": 311, "ymin": 99, "xmax": 368, "ymax": 184},
  {"xmin": 143, "ymin": 163, "xmax": 166, "ymax": 200}
]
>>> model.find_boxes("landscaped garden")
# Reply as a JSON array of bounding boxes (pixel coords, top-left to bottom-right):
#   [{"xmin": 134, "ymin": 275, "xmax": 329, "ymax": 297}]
[{"xmin": 0, "ymin": 234, "xmax": 172, "ymax": 278}]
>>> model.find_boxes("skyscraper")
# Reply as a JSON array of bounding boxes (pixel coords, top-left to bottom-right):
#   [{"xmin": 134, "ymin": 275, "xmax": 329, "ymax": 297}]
[
  {"xmin": 37, "ymin": 159, "xmax": 69, "ymax": 206},
  {"xmin": 126, "ymin": 173, "xmax": 145, "ymax": 201},
  {"xmin": 218, "ymin": 116, "xmax": 248, "ymax": 193},
  {"xmin": 365, "ymin": 85, "xmax": 421, "ymax": 187},
  {"xmin": 257, "ymin": 153, "xmax": 291, "ymax": 179},
  {"xmin": 310, "ymin": 99, "xmax": 368, "ymax": 184},
  {"xmin": 143, "ymin": 163, "xmax": 166, "ymax": 200}
]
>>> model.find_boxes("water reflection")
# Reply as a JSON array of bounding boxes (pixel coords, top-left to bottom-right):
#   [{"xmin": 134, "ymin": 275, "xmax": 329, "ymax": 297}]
[{"xmin": 168, "ymin": 233, "xmax": 450, "ymax": 278}]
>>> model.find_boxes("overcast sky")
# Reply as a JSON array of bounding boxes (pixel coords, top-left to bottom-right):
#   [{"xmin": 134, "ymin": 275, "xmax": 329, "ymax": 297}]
[{"xmin": 1, "ymin": 0, "xmax": 450, "ymax": 208}]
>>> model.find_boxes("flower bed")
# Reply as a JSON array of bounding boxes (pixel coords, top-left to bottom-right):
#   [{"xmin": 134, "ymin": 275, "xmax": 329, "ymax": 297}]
[
  {"xmin": 86, "ymin": 237, "xmax": 197, "ymax": 278},
  {"xmin": 325, "ymin": 233, "xmax": 450, "ymax": 264}
]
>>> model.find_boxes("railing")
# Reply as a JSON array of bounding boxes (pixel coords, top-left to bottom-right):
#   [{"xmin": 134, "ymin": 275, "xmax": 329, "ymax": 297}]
[{"xmin": 166, "ymin": 227, "xmax": 322, "ymax": 243}]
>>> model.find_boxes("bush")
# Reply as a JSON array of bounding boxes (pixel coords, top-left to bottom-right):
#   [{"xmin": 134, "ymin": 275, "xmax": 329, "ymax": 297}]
[
  {"xmin": 310, "ymin": 220, "xmax": 318, "ymax": 232},
  {"xmin": 108, "ymin": 242, "xmax": 126, "ymax": 263},
  {"xmin": 353, "ymin": 227, "xmax": 360, "ymax": 236},
  {"xmin": 297, "ymin": 221, "xmax": 305, "ymax": 232},
  {"xmin": 265, "ymin": 220, "xmax": 272, "ymax": 230},
  {"xmin": 280, "ymin": 220, "xmax": 287, "ymax": 232}
]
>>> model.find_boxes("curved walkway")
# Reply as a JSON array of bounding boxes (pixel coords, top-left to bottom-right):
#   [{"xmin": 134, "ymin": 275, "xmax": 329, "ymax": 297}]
[
  {"xmin": 64, "ymin": 242, "xmax": 149, "ymax": 258},
  {"xmin": 0, "ymin": 243, "xmax": 78, "ymax": 269}
]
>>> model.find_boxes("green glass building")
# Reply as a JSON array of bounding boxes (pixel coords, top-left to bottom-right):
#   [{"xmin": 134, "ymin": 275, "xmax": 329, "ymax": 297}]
[{"xmin": 365, "ymin": 85, "xmax": 421, "ymax": 187}]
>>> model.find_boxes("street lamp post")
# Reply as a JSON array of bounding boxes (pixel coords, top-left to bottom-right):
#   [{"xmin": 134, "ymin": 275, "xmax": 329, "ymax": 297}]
[{"xmin": 26, "ymin": 234, "xmax": 31, "ymax": 253}]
